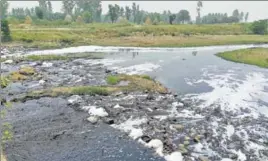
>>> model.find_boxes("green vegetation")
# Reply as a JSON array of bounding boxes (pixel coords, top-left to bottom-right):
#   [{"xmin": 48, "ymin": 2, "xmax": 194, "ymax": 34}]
[
  {"xmin": 1, "ymin": 53, "xmax": 103, "ymax": 62},
  {"xmin": 14, "ymin": 74, "xmax": 167, "ymax": 102},
  {"xmin": 107, "ymin": 75, "xmax": 120, "ymax": 85},
  {"xmin": 0, "ymin": 76, "xmax": 10, "ymax": 88},
  {"xmin": 1, "ymin": 19, "xmax": 12, "ymax": 42},
  {"xmin": 3, "ymin": 23, "xmax": 268, "ymax": 49},
  {"xmin": 217, "ymin": 48, "xmax": 268, "ymax": 68},
  {"xmin": 8, "ymin": 66, "xmax": 36, "ymax": 81},
  {"xmin": 250, "ymin": 20, "xmax": 268, "ymax": 35}
]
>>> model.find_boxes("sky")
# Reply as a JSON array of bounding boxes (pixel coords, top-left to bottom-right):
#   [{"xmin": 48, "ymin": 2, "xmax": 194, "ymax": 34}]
[{"xmin": 8, "ymin": 1, "xmax": 268, "ymax": 22}]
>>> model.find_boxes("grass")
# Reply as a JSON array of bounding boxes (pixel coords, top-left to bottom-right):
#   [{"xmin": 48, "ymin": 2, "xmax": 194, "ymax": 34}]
[
  {"xmin": 217, "ymin": 47, "xmax": 268, "ymax": 68},
  {"xmin": 7, "ymin": 66, "xmax": 36, "ymax": 82},
  {"xmin": 0, "ymin": 76, "xmax": 10, "ymax": 88},
  {"xmin": 13, "ymin": 74, "xmax": 168, "ymax": 102},
  {"xmin": 1, "ymin": 53, "xmax": 104, "ymax": 62},
  {"xmin": 4, "ymin": 23, "xmax": 268, "ymax": 49},
  {"xmin": 106, "ymin": 75, "xmax": 120, "ymax": 85}
]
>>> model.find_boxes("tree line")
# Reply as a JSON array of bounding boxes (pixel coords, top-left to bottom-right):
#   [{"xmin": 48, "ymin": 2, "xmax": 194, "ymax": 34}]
[{"xmin": 0, "ymin": 0, "xmax": 251, "ymax": 25}]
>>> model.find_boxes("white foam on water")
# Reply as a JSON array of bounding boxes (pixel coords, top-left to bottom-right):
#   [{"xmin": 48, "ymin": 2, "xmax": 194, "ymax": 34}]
[
  {"xmin": 185, "ymin": 67, "xmax": 268, "ymax": 118},
  {"xmin": 225, "ymin": 124, "xmax": 235, "ymax": 139},
  {"xmin": 111, "ymin": 117, "xmax": 147, "ymax": 140},
  {"xmin": 113, "ymin": 63, "xmax": 160, "ymax": 75},
  {"xmin": 164, "ymin": 152, "xmax": 183, "ymax": 161},
  {"xmin": 19, "ymin": 44, "xmax": 268, "ymax": 56}
]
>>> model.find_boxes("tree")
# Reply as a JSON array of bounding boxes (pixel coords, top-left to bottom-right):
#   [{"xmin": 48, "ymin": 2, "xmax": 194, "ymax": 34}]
[
  {"xmin": 245, "ymin": 12, "xmax": 249, "ymax": 22},
  {"xmin": 169, "ymin": 14, "xmax": 176, "ymax": 24},
  {"xmin": 251, "ymin": 20, "xmax": 267, "ymax": 35},
  {"xmin": 177, "ymin": 10, "xmax": 191, "ymax": 24},
  {"xmin": 196, "ymin": 1, "xmax": 203, "ymax": 24},
  {"xmin": 1, "ymin": 20, "xmax": 12, "ymax": 42},
  {"xmin": 239, "ymin": 12, "xmax": 244, "ymax": 22},
  {"xmin": 82, "ymin": 11, "xmax": 92, "ymax": 23},
  {"xmin": 62, "ymin": 0, "xmax": 75, "ymax": 16},
  {"xmin": 35, "ymin": 7, "xmax": 44, "ymax": 19},
  {"xmin": 232, "ymin": 9, "xmax": 239, "ymax": 19},
  {"xmin": 108, "ymin": 4, "xmax": 120, "ymax": 23},
  {"xmin": 120, "ymin": 7, "xmax": 124, "ymax": 17},
  {"xmin": 24, "ymin": 16, "xmax": 32, "ymax": 24},
  {"xmin": 125, "ymin": 6, "xmax": 131, "ymax": 21},
  {"xmin": 76, "ymin": 0, "xmax": 102, "ymax": 22},
  {"xmin": 0, "ymin": 0, "xmax": 9, "ymax": 19},
  {"xmin": 38, "ymin": 0, "xmax": 47, "ymax": 18},
  {"xmin": 47, "ymin": 0, "xmax": 53, "ymax": 20}
]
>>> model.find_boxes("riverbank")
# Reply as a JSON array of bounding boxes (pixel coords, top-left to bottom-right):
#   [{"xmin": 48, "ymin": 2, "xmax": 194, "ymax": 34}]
[
  {"xmin": 217, "ymin": 47, "xmax": 268, "ymax": 68},
  {"xmin": 4, "ymin": 23, "xmax": 268, "ymax": 49}
]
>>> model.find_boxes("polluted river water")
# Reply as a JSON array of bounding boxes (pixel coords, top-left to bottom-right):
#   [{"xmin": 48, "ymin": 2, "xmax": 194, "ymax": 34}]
[{"xmin": 2, "ymin": 44, "xmax": 268, "ymax": 161}]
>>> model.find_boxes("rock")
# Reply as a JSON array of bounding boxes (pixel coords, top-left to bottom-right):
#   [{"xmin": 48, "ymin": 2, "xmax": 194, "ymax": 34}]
[
  {"xmin": 198, "ymin": 156, "xmax": 210, "ymax": 161},
  {"xmin": 184, "ymin": 136, "xmax": 191, "ymax": 141},
  {"xmin": 172, "ymin": 124, "xmax": 184, "ymax": 131},
  {"xmin": 87, "ymin": 116, "xmax": 98, "ymax": 124},
  {"xmin": 67, "ymin": 95, "xmax": 82, "ymax": 105},
  {"xmin": 183, "ymin": 141, "xmax": 190, "ymax": 146},
  {"xmin": 42, "ymin": 62, "xmax": 53, "ymax": 68},
  {"xmin": 146, "ymin": 94, "xmax": 155, "ymax": 100},
  {"xmin": 39, "ymin": 80, "xmax": 45, "ymax": 85},
  {"xmin": 141, "ymin": 135, "xmax": 151, "ymax": 143},
  {"xmin": 105, "ymin": 68, "xmax": 112, "ymax": 73},
  {"xmin": 194, "ymin": 135, "xmax": 202, "ymax": 143},
  {"xmin": 229, "ymin": 153, "xmax": 238, "ymax": 159},
  {"xmin": 102, "ymin": 117, "xmax": 114, "ymax": 125},
  {"xmin": 180, "ymin": 147, "xmax": 188, "ymax": 155},
  {"xmin": 4, "ymin": 59, "xmax": 13, "ymax": 64}
]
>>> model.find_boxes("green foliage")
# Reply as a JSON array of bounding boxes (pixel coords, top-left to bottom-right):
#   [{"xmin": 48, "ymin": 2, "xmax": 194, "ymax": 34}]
[
  {"xmin": 108, "ymin": 4, "xmax": 120, "ymax": 23},
  {"xmin": 35, "ymin": 7, "xmax": 44, "ymax": 19},
  {"xmin": 217, "ymin": 48, "xmax": 268, "ymax": 68},
  {"xmin": 176, "ymin": 10, "xmax": 191, "ymax": 24},
  {"xmin": 72, "ymin": 86, "xmax": 110, "ymax": 96},
  {"xmin": 82, "ymin": 11, "xmax": 92, "ymax": 23},
  {"xmin": 0, "ymin": 0, "xmax": 9, "ymax": 19},
  {"xmin": 0, "ymin": 76, "xmax": 9, "ymax": 88},
  {"xmin": 106, "ymin": 75, "xmax": 120, "ymax": 85},
  {"xmin": 250, "ymin": 20, "xmax": 268, "ymax": 35},
  {"xmin": 1, "ymin": 19, "xmax": 12, "ymax": 42},
  {"xmin": 169, "ymin": 14, "xmax": 176, "ymax": 24}
]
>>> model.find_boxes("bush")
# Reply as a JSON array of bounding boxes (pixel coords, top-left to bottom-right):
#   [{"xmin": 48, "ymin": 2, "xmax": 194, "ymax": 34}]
[
  {"xmin": 251, "ymin": 20, "xmax": 268, "ymax": 35},
  {"xmin": 64, "ymin": 14, "xmax": 72, "ymax": 22},
  {"xmin": 76, "ymin": 16, "xmax": 84, "ymax": 24},
  {"xmin": 24, "ymin": 16, "xmax": 32, "ymax": 24},
  {"xmin": 1, "ymin": 19, "xmax": 12, "ymax": 42}
]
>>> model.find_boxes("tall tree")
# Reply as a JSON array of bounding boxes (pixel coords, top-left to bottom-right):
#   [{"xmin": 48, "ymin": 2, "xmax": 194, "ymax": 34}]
[
  {"xmin": 0, "ymin": 0, "xmax": 9, "ymax": 19},
  {"xmin": 177, "ymin": 10, "xmax": 191, "ymax": 24},
  {"xmin": 196, "ymin": 1, "xmax": 203, "ymax": 24},
  {"xmin": 1, "ymin": 20, "xmax": 11, "ymax": 42},
  {"xmin": 119, "ymin": 7, "xmax": 124, "ymax": 17},
  {"xmin": 245, "ymin": 12, "xmax": 249, "ymax": 22},
  {"xmin": 62, "ymin": 0, "xmax": 75, "ymax": 16},
  {"xmin": 125, "ymin": 6, "xmax": 131, "ymax": 21},
  {"xmin": 169, "ymin": 14, "xmax": 176, "ymax": 24},
  {"xmin": 108, "ymin": 4, "xmax": 120, "ymax": 23},
  {"xmin": 76, "ymin": 0, "xmax": 102, "ymax": 22},
  {"xmin": 239, "ymin": 12, "xmax": 244, "ymax": 22},
  {"xmin": 35, "ymin": 7, "xmax": 44, "ymax": 19}
]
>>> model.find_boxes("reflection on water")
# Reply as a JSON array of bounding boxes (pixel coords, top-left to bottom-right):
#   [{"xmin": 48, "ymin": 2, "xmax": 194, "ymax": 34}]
[{"xmin": 192, "ymin": 51, "xmax": 198, "ymax": 56}]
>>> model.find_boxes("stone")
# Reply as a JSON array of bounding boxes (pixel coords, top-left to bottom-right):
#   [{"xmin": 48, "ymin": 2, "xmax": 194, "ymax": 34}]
[
  {"xmin": 41, "ymin": 62, "xmax": 53, "ymax": 68},
  {"xmin": 102, "ymin": 117, "xmax": 114, "ymax": 125},
  {"xmin": 183, "ymin": 141, "xmax": 190, "ymax": 146},
  {"xmin": 146, "ymin": 94, "xmax": 155, "ymax": 100},
  {"xmin": 184, "ymin": 136, "xmax": 191, "ymax": 141},
  {"xmin": 198, "ymin": 156, "xmax": 210, "ymax": 161},
  {"xmin": 87, "ymin": 116, "xmax": 98, "ymax": 124},
  {"xmin": 4, "ymin": 60, "xmax": 13, "ymax": 64},
  {"xmin": 67, "ymin": 95, "xmax": 82, "ymax": 105},
  {"xmin": 141, "ymin": 135, "xmax": 151, "ymax": 143},
  {"xmin": 173, "ymin": 124, "xmax": 184, "ymax": 131}
]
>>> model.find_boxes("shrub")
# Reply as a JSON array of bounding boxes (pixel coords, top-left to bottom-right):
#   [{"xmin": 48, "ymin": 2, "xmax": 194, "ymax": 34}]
[
  {"xmin": 106, "ymin": 75, "xmax": 120, "ymax": 85},
  {"xmin": 1, "ymin": 19, "xmax": 12, "ymax": 42},
  {"xmin": 64, "ymin": 14, "xmax": 72, "ymax": 22},
  {"xmin": 251, "ymin": 20, "xmax": 268, "ymax": 35},
  {"xmin": 145, "ymin": 17, "xmax": 152, "ymax": 25},
  {"xmin": 76, "ymin": 16, "xmax": 84, "ymax": 24},
  {"xmin": 24, "ymin": 16, "xmax": 32, "ymax": 24}
]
